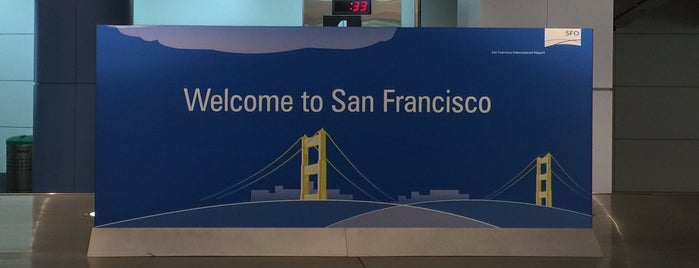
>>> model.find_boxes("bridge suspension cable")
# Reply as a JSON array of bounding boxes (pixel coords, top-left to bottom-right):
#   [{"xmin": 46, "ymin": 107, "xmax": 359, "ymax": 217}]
[
  {"xmin": 552, "ymin": 172, "xmax": 591, "ymax": 200},
  {"xmin": 200, "ymin": 138, "xmax": 301, "ymax": 201},
  {"xmin": 553, "ymin": 172, "xmax": 591, "ymax": 200},
  {"xmin": 327, "ymin": 160, "xmax": 381, "ymax": 201},
  {"xmin": 215, "ymin": 149, "xmax": 301, "ymax": 199},
  {"xmin": 552, "ymin": 156, "xmax": 590, "ymax": 195},
  {"xmin": 326, "ymin": 133, "xmax": 395, "ymax": 201},
  {"xmin": 483, "ymin": 159, "xmax": 536, "ymax": 200}
]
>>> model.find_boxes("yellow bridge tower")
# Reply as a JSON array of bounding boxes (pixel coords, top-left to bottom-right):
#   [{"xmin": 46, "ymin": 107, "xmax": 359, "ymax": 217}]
[
  {"xmin": 300, "ymin": 129, "xmax": 328, "ymax": 200},
  {"xmin": 536, "ymin": 153, "xmax": 553, "ymax": 207}
]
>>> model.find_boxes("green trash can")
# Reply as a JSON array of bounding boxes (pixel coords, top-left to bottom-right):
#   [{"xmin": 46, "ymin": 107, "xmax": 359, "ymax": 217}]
[{"xmin": 6, "ymin": 135, "xmax": 32, "ymax": 193}]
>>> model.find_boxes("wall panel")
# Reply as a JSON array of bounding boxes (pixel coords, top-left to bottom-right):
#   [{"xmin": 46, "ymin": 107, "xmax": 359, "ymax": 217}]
[
  {"xmin": 481, "ymin": 0, "xmax": 547, "ymax": 28},
  {"xmin": 0, "ymin": 0, "xmax": 34, "ymax": 33},
  {"xmin": 33, "ymin": 84, "xmax": 76, "ymax": 192},
  {"xmin": 615, "ymin": 140, "xmax": 699, "ymax": 192},
  {"xmin": 0, "ymin": 36, "xmax": 33, "ymax": 81},
  {"xmin": 615, "ymin": 34, "xmax": 699, "ymax": 87},
  {"xmin": 593, "ymin": 91, "xmax": 613, "ymax": 194},
  {"xmin": 615, "ymin": 87, "xmax": 699, "ymax": 140},
  {"xmin": 0, "ymin": 82, "xmax": 34, "ymax": 127},
  {"xmin": 134, "ymin": 0, "xmax": 303, "ymax": 26}
]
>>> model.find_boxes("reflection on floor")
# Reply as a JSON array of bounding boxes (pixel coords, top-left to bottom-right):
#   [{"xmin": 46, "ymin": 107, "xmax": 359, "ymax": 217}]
[{"xmin": 1, "ymin": 194, "xmax": 698, "ymax": 268}]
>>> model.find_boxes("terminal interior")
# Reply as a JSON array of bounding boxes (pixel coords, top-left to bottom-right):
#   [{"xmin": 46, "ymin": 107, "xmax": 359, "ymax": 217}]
[{"xmin": 2, "ymin": 0, "xmax": 699, "ymax": 267}]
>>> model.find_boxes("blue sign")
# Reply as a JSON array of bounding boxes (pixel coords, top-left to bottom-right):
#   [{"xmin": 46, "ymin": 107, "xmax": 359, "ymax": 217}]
[{"xmin": 96, "ymin": 26, "xmax": 592, "ymax": 228}]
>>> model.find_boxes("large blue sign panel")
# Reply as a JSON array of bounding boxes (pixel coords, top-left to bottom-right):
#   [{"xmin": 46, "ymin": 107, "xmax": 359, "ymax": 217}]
[{"xmin": 96, "ymin": 26, "xmax": 592, "ymax": 228}]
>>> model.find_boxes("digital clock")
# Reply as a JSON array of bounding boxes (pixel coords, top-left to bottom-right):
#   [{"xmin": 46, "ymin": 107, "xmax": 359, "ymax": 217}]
[{"xmin": 332, "ymin": 0, "xmax": 372, "ymax": 15}]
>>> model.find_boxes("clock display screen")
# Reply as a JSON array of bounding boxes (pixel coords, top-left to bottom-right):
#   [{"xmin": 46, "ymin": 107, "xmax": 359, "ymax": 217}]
[{"xmin": 333, "ymin": 0, "xmax": 372, "ymax": 15}]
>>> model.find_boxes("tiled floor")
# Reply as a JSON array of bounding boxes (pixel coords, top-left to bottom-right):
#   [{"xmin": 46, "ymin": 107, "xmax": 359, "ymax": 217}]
[{"xmin": 1, "ymin": 193, "xmax": 698, "ymax": 267}]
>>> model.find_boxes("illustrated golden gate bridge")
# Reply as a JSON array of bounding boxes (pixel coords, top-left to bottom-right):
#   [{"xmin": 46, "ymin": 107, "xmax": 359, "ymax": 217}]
[{"xmin": 201, "ymin": 129, "xmax": 590, "ymax": 207}]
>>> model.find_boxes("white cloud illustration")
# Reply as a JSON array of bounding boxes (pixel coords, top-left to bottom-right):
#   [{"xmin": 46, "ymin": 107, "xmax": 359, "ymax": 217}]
[{"xmin": 114, "ymin": 25, "xmax": 397, "ymax": 54}]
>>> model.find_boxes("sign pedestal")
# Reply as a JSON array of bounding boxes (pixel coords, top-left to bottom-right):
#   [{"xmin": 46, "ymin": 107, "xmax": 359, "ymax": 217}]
[{"xmin": 88, "ymin": 228, "xmax": 601, "ymax": 257}]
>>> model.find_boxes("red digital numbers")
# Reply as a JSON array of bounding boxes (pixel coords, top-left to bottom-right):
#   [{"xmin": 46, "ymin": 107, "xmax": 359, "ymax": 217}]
[
  {"xmin": 350, "ymin": 1, "xmax": 368, "ymax": 12},
  {"xmin": 334, "ymin": 0, "xmax": 370, "ymax": 14}
]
